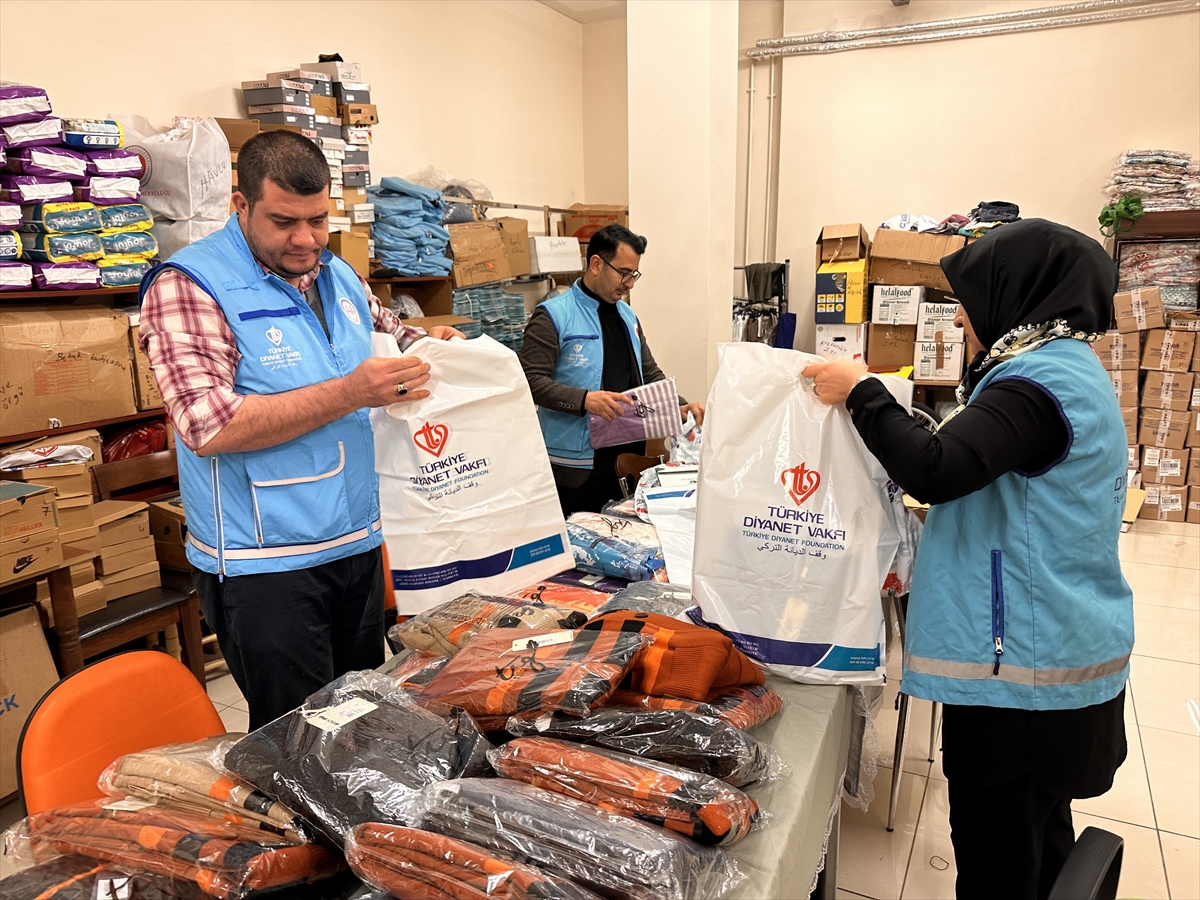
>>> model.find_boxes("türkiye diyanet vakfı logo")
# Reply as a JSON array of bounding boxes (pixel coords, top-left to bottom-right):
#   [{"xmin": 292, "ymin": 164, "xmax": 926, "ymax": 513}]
[
  {"xmin": 737, "ymin": 462, "xmax": 848, "ymax": 557},
  {"xmin": 409, "ymin": 421, "xmax": 491, "ymax": 499}
]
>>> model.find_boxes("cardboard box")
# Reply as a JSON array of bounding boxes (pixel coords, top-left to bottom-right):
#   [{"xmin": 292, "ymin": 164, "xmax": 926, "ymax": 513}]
[
  {"xmin": 871, "ymin": 285, "xmax": 924, "ymax": 325},
  {"xmin": 529, "ymin": 236, "xmax": 583, "ymax": 276},
  {"xmin": 328, "ymin": 231, "xmax": 370, "ymax": 279},
  {"xmin": 495, "ymin": 218, "xmax": 531, "ymax": 278},
  {"xmin": 339, "ymin": 104, "xmax": 377, "ymax": 125},
  {"xmin": 0, "ymin": 428, "xmax": 103, "ymax": 469},
  {"xmin": 97, "ymin": 543, "xmax": 157, "ymax": 576},
  {"xmin": 347, "ymin": 203, "xmax": 375, "ymax": 225},
  {"xmin": 816, "ymin": 224, "xmax": 870, "ymax": 264},
  {"xmin": 1141, "ymin": 371, "xmax": 1194, "ymax": 411},
  {"xmin": 149, "ymin": 497, "xmax": 186, "ymax": 542},
  {"xmin": 868, "ymin": 230, "xmax": 966, "ymax": 293},
  {"xmin": 0, "ymin": 307, "xmax": 136, "ymax": 438},
  {"xmin": 122, "ymin": 309, "xmax": 163, "ymax": 411},
  {"xmin": 1141, "ymin": 329, "xmax": 1196, "ymax": 373},
  {"xmin": 311, "ymin": 95, "xmax": 338, "ymax": 118},
  {"xmin": 62, "ymin": 524, "xmax": 101, "ymax": 556},
  {"xmin": 916, "ymin": 302, "xmax": 965, "ymax": 343},
  {"xmin": 0, "ymin": 462, "xmax": 91, "ymax": 496},
  {"xmin": 267, "ymin": 69, "xmax": 333, "ymax": 93},
  {"xmin": 342, "ymin": 126, "xmax": 372, "ymax": 145},
  {"xmin": 214, "ymin": 117, "xmax": 260, "ymax": 150},
  {"xmin": 1188, "ymin": 452, "xmax": 1200, "ymax": 486},
  {"xmin": 1120, "ymin": 407, "xmax": 1138, "ymax": 446},
  {"xmin": 0, "ymin": 604, "xmax": 59, "ymax": 796},
  {"xmin": 94, "ymin": 500, "xmax": 150, "ymax": 546},
  {"xmin": 1140, "ymin": 484, "xmax": 1187, "ymax": 521},
  {"xmin": 1092, "ymin": 330, "xmax": 1141, "ymax": 370},
  {"xmin": 102, "ymin": 559, "xmax": 161, "ymax": 600},
  {"xmin": 1110, "ymin": 369, "xmax": 1139, "ymax": 408},
  {"xmin": 0, "ymin": 482, "xmax": 56, "ymax": 543},
  {"xmin": 242, "ymin": 87, "xmax": 311, "ymax": 107},
  {"xmin": 1, "ymin": 532, "xmax": 62, "ymax": 585},
  {"xmin": 69, "ymin": 557, "xmax": 95, "ymax": 586},
  {"xmin": 1139, "ymin": 408, "xmax": 1190, "ymax": 450},
  {"xmin": 301, "ymin": 60, "xmax": 362, "ymax": 82},
  {"xmin": 913, "ymin": 341, "xmax": 965, "ymax": 383},
  {"xmin": 37, "ymin": 577, "xmax": 106, "ymax": 624},
  {"xmin": 341, "ymin": 187, "xmax": 367, "ymax": 206},
  {"xmin": 333, "ymin": 82, "xmax": 371, "ymax": 104},
  {"xmin": 448, "ymin": 223, "xmax": 511, "ymax": 287},
  {"xmin": 1190, "ymin": 410, "xmax": 1200, "ymax": 449},
  {"xmin": 1188, "ymin": 485, "xmax": 1200, "ymax": 523},
  {"xmin": 815, "ymin": 258, "xmax": 869, "ymax": 324},
  {"xmin": 241, "ymin": 76, "xmax": 312, "ymax": 92},
  {"xmin": 814, "ymin": 323, "xmax": 868, "ymax": 363},
  {"xmin": 559, "ymin": 205, "xmax": 630, "ymax": 246},
  {"xmin": 1113, "ymin": 287, "xmax": 1166, "ymax": 333},
  {"xmin": 1142, "ymin": 447, "xmax": 1190, "ymax": 486},
  {"xmin": 866, "ymin": 324, "xmax": 917, "ymax": 369},
  {"xmin": 342, "ymin": 170, "xmax": 371, "ymax": 188},
  {"xmin": 250, "ymin": 112, "xmax": 314, "ymax": 129}
]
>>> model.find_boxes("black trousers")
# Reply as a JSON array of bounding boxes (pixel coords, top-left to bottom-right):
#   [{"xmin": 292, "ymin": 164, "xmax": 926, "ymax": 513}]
[
  {"xmin": 940, "ymin": 690, "xmax": 1127, "ymax": 900},
  {"xmin": 555, "ymin": 442, "xmax": 645, "ymax": 517},
  {"xmin": 194, "ymin": 547, "xmax": 385, "ymax": 731}
]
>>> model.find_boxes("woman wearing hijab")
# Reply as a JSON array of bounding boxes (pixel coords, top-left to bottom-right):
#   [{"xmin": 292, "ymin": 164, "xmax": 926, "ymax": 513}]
[{"xmin": 803, "ymin": 219, "xmax": 1134, "ymax": 900}]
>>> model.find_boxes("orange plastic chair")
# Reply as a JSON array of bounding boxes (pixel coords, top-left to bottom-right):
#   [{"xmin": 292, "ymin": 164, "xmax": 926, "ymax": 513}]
[{"xmin": 17, "ymin": 650, "xmax": 225, "ymax": 815}]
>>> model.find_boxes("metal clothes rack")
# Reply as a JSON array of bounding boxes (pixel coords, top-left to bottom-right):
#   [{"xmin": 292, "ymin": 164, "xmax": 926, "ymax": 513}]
[{"xmin": 732, "ymin": 259, "xmax": 791, "ymax": 345}]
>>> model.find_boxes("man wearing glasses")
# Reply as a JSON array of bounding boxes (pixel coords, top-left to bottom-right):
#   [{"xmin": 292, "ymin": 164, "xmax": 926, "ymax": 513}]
[{"xmin": 519, "ymin": 223, "xmax": 705, "ymax": 514}]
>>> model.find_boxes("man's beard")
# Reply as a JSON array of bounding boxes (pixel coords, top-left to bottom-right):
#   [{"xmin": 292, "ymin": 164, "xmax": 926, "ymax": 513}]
[{"xmin": 243, "ymin": 227, "xmax": 317, "ymax": 279}]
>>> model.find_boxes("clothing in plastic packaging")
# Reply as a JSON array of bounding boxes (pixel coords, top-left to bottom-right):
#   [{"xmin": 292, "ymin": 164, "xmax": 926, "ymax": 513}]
[
  {"xmin": 606, "ymin": 683, "xmax": 785, "ymax": 733},
  {"xmin": 567, "ymin": 512, "xmax": 661, "ymax": 548},
  {"xmin": 397, "ymin": 779, "xmax": 746, "ymax": 900},
  {"xmin": 0, "ymin": 853, "xmax": 201, "ymax": 900},
  {"xmin": 346, "ymin": 823, "xmax": 603, "ymax": 900},
  {"xmin": 222, "ymin": 670, "xmax": 492, "ymax": 845},
  {"xmin": 509, "ymin": 582, "xmax": 612, "ymax": 615},
  {"xmin": 505, "ymin": 706, "xmax": 786, "ymax": 788},
  {"xmin": 488, "ymin": 737, "xmax": 763, "ymax": 846},
  {"xmin": 591, "ymin": 581, "xmax": 694, "ymax": 619},
  {"xmin": 98, "ymin": 736, "xmax": 311, "ymax": 843},
  {"xmin": 566, "ymin": 522, "xmax": 665, "ymax": 582},
  {"xmin": 389, "ymin": 591, "xmax": 587, "ymax": 657},
  {"xmin": 419, "ymin": 627, "xmax": 651, "ymax": 725},
  {"xmin": 1, "ymin": 803, "xmax": 345, "ymax": 900},
  {"xmin": 389, "ymin": 650, "xmax": 451, "ymax": 693}
]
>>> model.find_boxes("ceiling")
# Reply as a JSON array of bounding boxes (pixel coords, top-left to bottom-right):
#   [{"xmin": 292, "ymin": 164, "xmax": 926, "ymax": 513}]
[{"xmin": 535, "ymin": 0, "xmax": 626, "ymax": 24}]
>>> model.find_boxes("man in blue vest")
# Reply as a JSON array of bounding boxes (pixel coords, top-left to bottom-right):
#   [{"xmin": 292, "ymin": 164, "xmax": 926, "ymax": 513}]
[
  {"xmin": 139, "ymin": 130, "xmax": 462, "ymax": 729},
  {"xmin": 519, "ymin": 224, "xmax": 705, "ymax": 515}
]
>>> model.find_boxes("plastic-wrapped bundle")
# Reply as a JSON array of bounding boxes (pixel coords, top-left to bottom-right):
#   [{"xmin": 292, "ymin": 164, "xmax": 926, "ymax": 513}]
[
  {"xmin": 98, "ymin": 736, "xmax": 312, "ymax": 843},
  {"xmin": 3, "ymin": 146, "xmax": 87, "ymax": 180},
  {"xmin": 0, "ymin": 853, "xmax": 202, "ymax": 899},
  {"xmin": 567, "ymin": 511, "xmax": 661, "ymax": 548},
  {"xmin": 0, "ymin": 174, "xmax": 72, "ymax": 204},
  {"xmin": 33, "ymin": 261, "xmax": 101, "ymax": 290},
  {"xmin": 100, "ymin": 230, "xmax": 157, "ymax": 258},
  {"xmin": 98, "ymin": 256, "xmax": 152, "ymax": 287},
  {"xmin": 223, "ymin": 670, "xmax": 492, "ymax": 844},
  {"xmin": 22, "ymin": 231, "xmax": 103, "ymax": 262},
  {"xmin": 566, "ymin": 522, "xmax": 665, "ymax": 582},
  {"xmin": 592, "ymin": 581, "xmax": 693, "ymax": 618},
  {"xmin": 99, "ymin": 202, "xmax": 154, "ymax": 233},
  {"xmin": 505, "ymin": 706, "xmax": 787, "ymax": 788},
  {"xmin": 419, "ymin": 627, "xmax": 650, "ymax": 722},
  {"xmin": 346, "ymin": 823, "xmax": 603, "ymax": 900},
  {"xmin": 85, "ymin": 148, "xmax": 144, "ymax": 177},
  {"xmin": 0, "ymin": 82, "xmax": 52, "ymax": 125},
  {"xmin": 489, "ymin": 737, "xmax": 763, "ymax": 846},
  {"xmin": 2, "ymin": 116, "xmax": 62, "ymax": 148},
  {"xmin": 388, "ymin": 590, "xmax": 587, "ymax": 657},
  {"xmin": 19, "ymin": 201, "xmax": 101, "ymax": 233},
  {"xmin": 607, "ymin": 683, "xmax": 785, "ymax": 732},
  {"xmin": 397, "ymin": 779, "xmax": 746, "ymax": 900},
  {"xmin": 0, "ymin": 201, "xmax": 18, "ymax": 230},
  {"xmin": 0, "ymin": 260, "xmax": 32, "ymax": 291},
  {"xmin": 389, "ymin": 650, "xmax": 451, "ymax": 693},
  {"xmin": 2, "ymin": 802, "xmax": 345, "ymax": 900},
  {"xmin": 74, "ymin": 175, "xmax": 140, "ymax": 205},
  {"xmin": 509, "ymin": 581, "xmax": 611, "ymax": 615},
  {"xmin": 367, "ymin": 177, "xmax": 451, "ymax": 276}
]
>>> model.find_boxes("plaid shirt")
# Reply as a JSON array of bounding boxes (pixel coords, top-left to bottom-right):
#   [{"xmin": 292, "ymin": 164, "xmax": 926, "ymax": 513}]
[{"xmin": 139, "ymin": 263, "xmax": 426, "ymax": 451}]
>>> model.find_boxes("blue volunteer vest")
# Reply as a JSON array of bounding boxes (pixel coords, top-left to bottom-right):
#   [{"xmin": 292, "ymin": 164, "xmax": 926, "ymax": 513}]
[
  {"xmin": 138, "ymin": 215, "xmax": 382, "ymax": 576},
  {"xmin": 903, "ymin": 338, "xmax": 1134, "ymax": 710},
  {"xmin": 538, "ymin": 282, "xmax": 644, "ymax": 468}
]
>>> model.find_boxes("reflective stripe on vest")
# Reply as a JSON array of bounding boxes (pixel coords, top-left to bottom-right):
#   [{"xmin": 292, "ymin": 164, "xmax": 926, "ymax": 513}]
[{"xmin": 904, "ymin": 650, "xmax": 1131, "ymax": 687}]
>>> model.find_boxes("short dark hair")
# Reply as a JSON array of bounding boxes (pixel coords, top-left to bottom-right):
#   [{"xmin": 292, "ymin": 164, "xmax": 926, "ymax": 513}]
[
  {"xmin": 586, "ymin": 223, "xmax": 647, "ymax": 266},
  {"xmin": 236, "ymin": 130, "xmax": 329, "ymax": 205}
]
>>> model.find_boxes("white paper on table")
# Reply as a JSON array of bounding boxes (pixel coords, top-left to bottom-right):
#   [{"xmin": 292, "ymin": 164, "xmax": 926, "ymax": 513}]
[{"xmin": 644, "ymin": 486, "xmax": 697, "ymax": 588}]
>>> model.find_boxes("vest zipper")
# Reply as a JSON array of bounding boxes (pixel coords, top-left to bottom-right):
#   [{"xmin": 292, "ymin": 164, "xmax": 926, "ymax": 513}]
[
  {"xmin": 211, "ymin": 456, "xmax": 226, "ymax": 581},
  {"xmin": 990, "ymin": 549, "xmax": 1005, "ymax": 675}
]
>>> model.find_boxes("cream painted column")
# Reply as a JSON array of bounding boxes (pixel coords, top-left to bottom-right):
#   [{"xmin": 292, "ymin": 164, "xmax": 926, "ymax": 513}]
[{"xmin": 626, "ymin": 0, "xmax": 738, "ymax": 404}]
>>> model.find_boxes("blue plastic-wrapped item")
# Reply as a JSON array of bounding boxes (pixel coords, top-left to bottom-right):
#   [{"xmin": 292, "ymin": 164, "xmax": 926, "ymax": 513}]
[
  {"xmin": 18, "ymin": 201, "xmax": 101, "ymax": 234},
  {"xmin": 368, "ymin": 177, "xmax": 451, "ymax": 275},
  {"xmin": 98, "ymin": 203, "xmax": 154, "ymax": 233},
  {"xmin": 567, "ymin": 522, "xmax": 665, "ymax": 582},
  {"xmin": 97, "ymin": 257, "xmax": 152, "ymax": 286},
  {"xmin": 99, "ymin": 230, "xmax": 157, "ymax": 258}
]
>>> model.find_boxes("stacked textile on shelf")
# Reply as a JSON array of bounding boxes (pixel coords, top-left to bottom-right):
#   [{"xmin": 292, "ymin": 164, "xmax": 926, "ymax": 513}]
[
  {"xmin": 367, "ymin": 176, "xmax": 452, "ymax": 275},
  {"xmin": 1103, "ymin": 149, "xmax": 1200, "ymax": 213}
]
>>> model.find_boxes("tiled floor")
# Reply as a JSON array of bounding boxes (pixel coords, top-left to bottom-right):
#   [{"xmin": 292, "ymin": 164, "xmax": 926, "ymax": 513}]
[{"xmin": 837, "ymin": 520, "xmax": 1200, "ymax": 900}]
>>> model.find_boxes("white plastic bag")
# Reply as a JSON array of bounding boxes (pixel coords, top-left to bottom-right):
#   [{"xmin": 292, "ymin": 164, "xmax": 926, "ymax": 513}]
[
  {"xmin": 116, "ymin": 115, "xmax": 231, "ymax": 221},
  {"xmin": 371, "ymin": 333, "xmax": 573, "ymax": 613},
  {"xmin": 690, "ymin": 343, "xmax": 901, "ymax": 685}
]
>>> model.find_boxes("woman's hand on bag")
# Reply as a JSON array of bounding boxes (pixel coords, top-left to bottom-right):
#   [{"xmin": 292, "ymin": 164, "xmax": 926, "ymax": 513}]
[
  {"xmin": 801, "ymin": 359, "xmax": 869, "ymax": 406},
  {"xmin": 680, "ymin": 402, "xmax": 706, "ymax": 426},
  {"xmin": 585, "ymin": 391, "xmax": 636, "ymax": 420},
  {"xmin": 345, "ymin": 356, "xmax": 432, "ymax": 408}
]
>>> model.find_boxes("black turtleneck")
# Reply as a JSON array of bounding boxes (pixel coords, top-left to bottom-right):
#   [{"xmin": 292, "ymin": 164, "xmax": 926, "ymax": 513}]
[{"xmin": 580, "ymin": 280, "xmax": 640, "ymax": 393}]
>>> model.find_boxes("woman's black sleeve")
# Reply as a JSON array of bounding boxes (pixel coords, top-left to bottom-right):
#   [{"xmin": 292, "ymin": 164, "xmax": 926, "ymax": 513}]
[{"xmin": 845, "ymin": 376, "xmax": 1070, "ymax": 505}]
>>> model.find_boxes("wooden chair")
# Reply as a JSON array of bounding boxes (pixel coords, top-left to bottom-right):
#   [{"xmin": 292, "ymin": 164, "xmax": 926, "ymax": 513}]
[
  {"xmin": 614, "ymin": 453, "xmax": 663, "ymax": 499},
  {"xmin": 42, "ymin": 451, "xmax": 206, "ymax": 684}
]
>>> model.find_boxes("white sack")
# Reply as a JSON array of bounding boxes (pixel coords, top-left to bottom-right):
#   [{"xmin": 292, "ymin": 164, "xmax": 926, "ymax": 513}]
[
  {"xmin": 690, "ymin": 343, "xmax": 902, "ymax": 685},
  {"xmin": 371, "ymin": 333, "xmax": 573, "ymax": 613},
  {"xmin": 152, "ymin": 217, "xmax": 226, "ymax": 261},
  {"xmin": 116, "ymin": 115, "xmax": 231, "ymax": 222}
]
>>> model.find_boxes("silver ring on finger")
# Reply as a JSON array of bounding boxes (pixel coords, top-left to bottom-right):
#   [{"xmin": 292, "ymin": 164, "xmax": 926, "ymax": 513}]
[{"xmin": 396, "ymin": 382, "xmax": 408, "ymax": 396}]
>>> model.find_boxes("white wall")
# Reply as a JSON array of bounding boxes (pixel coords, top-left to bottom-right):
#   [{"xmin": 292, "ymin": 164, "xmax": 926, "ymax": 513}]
[
  {"xmin": 583, "ymin": 17, "xmax": 629, "ymax": 204},
  {"xmin": 773, "ymin": 0, "xmax": 1200, "ymax": 354},
  {"xmin": 735, "ymin": 0, "xmax": 783, "ymax": 267},
  {"xmin": 628, "ymin": 0, "xmax": 738, "ymax": 403},
  {"xmin": 0, "ymin": 0, "xmax": 586, "ymax": 222}
]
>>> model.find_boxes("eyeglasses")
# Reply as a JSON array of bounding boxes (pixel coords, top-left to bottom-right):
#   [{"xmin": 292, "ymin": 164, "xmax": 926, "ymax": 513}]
[{"xmin": 602, "ymin": 258, "xmax": 642, "ymax": 284}]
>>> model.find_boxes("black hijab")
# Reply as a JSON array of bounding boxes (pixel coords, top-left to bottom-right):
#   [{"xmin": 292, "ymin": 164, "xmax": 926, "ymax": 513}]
[{"xmin": 940, "ymin": 218, "xmax": 1117, "ymax": 351}]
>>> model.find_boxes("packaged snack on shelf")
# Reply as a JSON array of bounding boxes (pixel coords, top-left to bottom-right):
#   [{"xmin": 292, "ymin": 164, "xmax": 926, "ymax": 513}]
[
  {"xmin": 489, "ymin": 737, "xmax": 764, "ymax": 846},
  {"xmin": 346, "ymin": 823, "xmax": 604, "ymax": 900},
  {"xmin": 567, "ymin": 522, "xmax": 665, "ymax": 582},
  {"xmin": 388, "ymin": 590, "xmax": 587, "ymax": 657},
  {"xmin": 509, "ymin": 581, "xmax": 612, "ymax": 614},
  {"xmin": 223, "ymin": 670, "xmax": 492, "ymax": 844},
  {"xmin": 1, "ymin": 801, "xmax": 345, "ymax": 899},
  {"xmin": 592, "ymin": 581, "xmax": 694, "ymax": 618},
  {"xmin": 607, "ymin": 683, "xmax": 786, "ymax": 732},
  {"xmin": 397, "ymin": 778, "xmax": 746, "ymax": 900},
  {"xmin": 419, "ymin": 626, "xmax": 650, "ymax": 720},
  {"xmin": 97, "ymin": 735, "xmax": 313, "ymax": 843},
  {"xmin": 568, "ymin": 511, "xmax": 662, "ymax": 548},
  {"xmin": 505, "ymin": 706, "xmax": 788, "ymax": 788}
]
